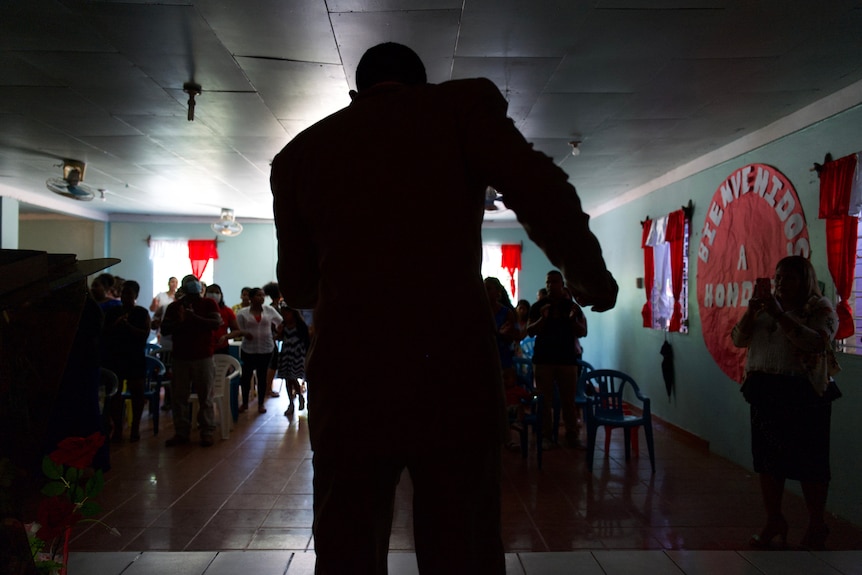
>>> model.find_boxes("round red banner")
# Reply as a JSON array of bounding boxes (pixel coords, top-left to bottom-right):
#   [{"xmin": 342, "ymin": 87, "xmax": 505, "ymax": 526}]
[{"xmin": 696, "ymin": 164, "xmax": 809, "ymax": 383}]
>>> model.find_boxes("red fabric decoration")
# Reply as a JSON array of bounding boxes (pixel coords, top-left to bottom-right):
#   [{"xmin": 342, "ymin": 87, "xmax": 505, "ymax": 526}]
[
  {"xmin": 641, "ymin": 220, "xmax": 654, "ymax": 328},
  {"xmin": 818, "ymin": 154, "xmax": 858, "ymax": 218},
  {"xmin": 188, "ymin": 239, "xmax": 219, "ymax": 279},
  {"xmin": 666, "ymin": 209, "xmax": 687, "ymax": 332},
  {"xmin": 819, "ymin": 155, "xmax": 859, "ymax": 340},
  {"xmin": 500, "ymin": 244, "xmax": 522, "ymax": 298}
]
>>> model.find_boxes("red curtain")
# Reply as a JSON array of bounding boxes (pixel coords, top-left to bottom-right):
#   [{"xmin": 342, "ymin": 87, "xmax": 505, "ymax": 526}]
[
  {"xmin": 641, "ymin": 220, "xmax": 654, "ymax": 327},
  {"xmin": 500, "ymin": 244, "xmax": 522, "ymax": 299},
  {"xmin": 666, "ymin": 209, "xmax": 687, "ymax": 332},
  {"xmin": 188, "ymin": 239, "xmax": 219, "ymax": 279},
  {"xmin": 819, "ymin": 153, "xmax": 859, "ymax": 340}
]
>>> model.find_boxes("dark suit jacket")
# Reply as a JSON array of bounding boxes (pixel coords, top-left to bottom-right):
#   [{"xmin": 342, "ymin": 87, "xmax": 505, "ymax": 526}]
[{"xmin": 271, "ymin": 78, "xmax": 615, "ymax": 453}]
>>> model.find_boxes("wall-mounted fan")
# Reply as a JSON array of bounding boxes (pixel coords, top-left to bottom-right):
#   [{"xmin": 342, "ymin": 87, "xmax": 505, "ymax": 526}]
[
  {"xmin": 46, "ymin": 160, "xmax": 96, "ymax": 201},
  {"xmin": 484, "ymin": 186, "xmax": 508, "ymax": 212},
  {"xmin": 211, "ymin": 208, "xmax": 243, "ymax": 237}
]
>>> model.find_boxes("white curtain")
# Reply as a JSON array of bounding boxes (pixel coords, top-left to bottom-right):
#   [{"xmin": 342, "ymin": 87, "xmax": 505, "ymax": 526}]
[{"xmin": 148, "ymin": 239, "xmax": 187, "ymax": 261}]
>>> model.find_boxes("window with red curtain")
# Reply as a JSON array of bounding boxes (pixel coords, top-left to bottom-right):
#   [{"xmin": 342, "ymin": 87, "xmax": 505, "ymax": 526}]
[
  {"xmin": 642, "ymin": 208, "xmax": 690, "ymax": 333},
  {"xmin": 188, "ymin": 239, "xmax": 219, "ymax": 279},
  {"xmin": 500, "ymin": 244, "xmax": 522, "ymax": 301},
  {"xmin": 818, "ymin": 152, "xmax": 861, "ymax": 342}
]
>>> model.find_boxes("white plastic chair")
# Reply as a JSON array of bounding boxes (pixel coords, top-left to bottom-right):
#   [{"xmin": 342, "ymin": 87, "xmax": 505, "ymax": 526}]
[{"xmin": 189, "ymin": 354, "xmax": 242, "ymax": 440}]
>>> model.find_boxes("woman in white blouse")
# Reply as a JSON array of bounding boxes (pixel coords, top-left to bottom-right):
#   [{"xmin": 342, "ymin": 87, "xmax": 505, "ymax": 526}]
[
  {"xmin": 732, "ymin": 256, "xmax": 840, "ymax": 551},
  {"xmin": 235, "ymin": 287, "xmax": 282, "ymax": 413}
]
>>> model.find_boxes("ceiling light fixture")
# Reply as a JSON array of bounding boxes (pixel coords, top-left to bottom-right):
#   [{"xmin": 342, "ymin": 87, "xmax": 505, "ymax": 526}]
[
  {"xmin": 183, "ymin": 82, "xmax": 202, "ymax": 121},
  {"xmin": 211, "ymin": 208, "xmax": 243, "ymax": 237},
  {"xmin": 569, "ymin": 140, "xmax": 581, "ymax": 156}
]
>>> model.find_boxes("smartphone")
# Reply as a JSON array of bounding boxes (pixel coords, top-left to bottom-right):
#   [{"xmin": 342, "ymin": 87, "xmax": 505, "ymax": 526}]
[{"xmin": 754, "ymin": 277, "xmax": 771, "ymax": 299}]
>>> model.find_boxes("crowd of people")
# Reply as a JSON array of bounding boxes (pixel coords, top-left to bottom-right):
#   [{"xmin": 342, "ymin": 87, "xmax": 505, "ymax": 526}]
[{"xmin": 79, "ymin": 273, "xmax": 311, "ymax": 449}]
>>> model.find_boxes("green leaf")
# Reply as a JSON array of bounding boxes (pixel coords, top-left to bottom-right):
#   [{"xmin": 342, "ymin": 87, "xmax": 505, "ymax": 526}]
[
  {"xmin": 64, "ymin": 466, "xmax": 78, "ymax": 484},
  {"xmin": 80, "ymin": 499, "xmax": 102, "ymax": 517},
  {"xmin": 41, "ymin": 456, "xmax": 61, "ymax": 480},
  {"xmin": 85, "ymin": 470, "xmax": 105, "ymax": 498},
  {"xmin": 41, "ymin": 481, "xmax": 66, "ymax": 497}
]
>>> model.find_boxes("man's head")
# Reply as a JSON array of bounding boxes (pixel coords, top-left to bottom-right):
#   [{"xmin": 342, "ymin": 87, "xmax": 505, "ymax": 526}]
[
  {"xmin": 355, "ymin": 42, "xmax": 427, "ymax": 92},
  {"xmin": 181, "ymin": 274, "xmax": 202, "ymax": 297},
  {"xmin": 121, "ymin": 280, "xmax": 140, "ymax": 307},
  {"xmin": 545, "ymin": 270, "xmax": 565, "ymax": 298},
  {"xmin": 263, "ymin": 281, "xmax": 281, "ymax": 304}
]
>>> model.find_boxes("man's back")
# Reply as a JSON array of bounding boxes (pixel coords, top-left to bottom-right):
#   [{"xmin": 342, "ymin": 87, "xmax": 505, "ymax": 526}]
[
  {"xmin": 271, "ymin": 42, "xmax": 616, "ymax": 575},
  {"xmin": 272, "ymin": 79, "xmax": 509, "ymax": 451}
]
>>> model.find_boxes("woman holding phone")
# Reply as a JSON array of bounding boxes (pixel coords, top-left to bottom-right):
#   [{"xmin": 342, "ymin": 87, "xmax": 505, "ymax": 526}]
[{"xmin": 732, "ymin": 256, "xmax": 841, "ymax": 550}]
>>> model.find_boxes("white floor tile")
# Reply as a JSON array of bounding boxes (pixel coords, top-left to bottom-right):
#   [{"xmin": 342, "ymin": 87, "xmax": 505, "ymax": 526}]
[
  {"xmin": 813, "ymin": 551, "xmax": 862, "ymax": 575},
  {"xmin": 204, "ymin": 550, "xmax": 292, "ymax": 575},
  {"xmin": 68, "ymin": 551, "xmax": 139, "ymax": 575},
  {"xmin": 665, "ymin": 550, "xmax": 763, "ymax": 575},
  {"xmin": 505, "ymin": 552, "xmax": 526, "ymax": 574},
  {"xmin": 519, "ymin": 551, "xmax": 605, "ymax": 575},
  {"xmin": 591, "ymin": 550, "xmax": 684, "ymax": 575},
  {"xmin": 286, "ymin": 551, "xmax": 316, "ymax": 573},
  {"xmin": 122, "ymin": 551, "xmax": 216, "ymax": 575},
  {"xmin": 739, "ymin": 550, "xmax": 845, "ymax": 575}
]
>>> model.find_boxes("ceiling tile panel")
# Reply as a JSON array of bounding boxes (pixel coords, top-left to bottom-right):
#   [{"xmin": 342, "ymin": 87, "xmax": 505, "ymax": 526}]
[
  {"xmin": 521, "ymin": 93, "xmax": 634, "ymax": 140},
  {"xmin": 331, "ymin": 10, "xmax": 461, "ymax": 87},
  {"xmin": 197, "ymin": 0, "xmax": 340, "ymax": 63},
  {"xmin": 451, "ymin": 57, "xmax": 561, "ymax": 93},
  {"xmin": 239, "ymin": 57, "xmax": 351, "ymax": 124},
  {"xmin": 164, "ymin": 90, "xmax": 287, "ymax": 138}
]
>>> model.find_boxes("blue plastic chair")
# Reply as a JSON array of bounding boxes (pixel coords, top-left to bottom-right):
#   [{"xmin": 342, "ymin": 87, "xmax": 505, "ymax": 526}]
[
  {"xmin": 123, "ymin": 355, "xmax": 165, "ymax": 435},
  {"xmin": 519, "ymin": 336, "xmax": 535, "ymax": 358},
  {"xmin": 582, "ymin": 369, "xmax": 655, "ymax": 473}
]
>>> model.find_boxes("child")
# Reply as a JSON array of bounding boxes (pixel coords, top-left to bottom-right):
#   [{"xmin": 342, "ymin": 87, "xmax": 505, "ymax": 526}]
[{"xmin": 276, "ymin": 303, "xmax": 311, "ymax": 417}]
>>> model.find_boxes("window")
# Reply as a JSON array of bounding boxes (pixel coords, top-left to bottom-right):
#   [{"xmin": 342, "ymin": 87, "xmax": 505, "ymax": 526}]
[
  {"xmin": 816, "ymin": 151, "xmax": 861, "ymax": 354},
  {"xmin": 641, "ymin": 209, "xmax": 690, "ymax": 333},
  {"xmin": 149, "ymin": 239, "xmax": 213, "ymax": 300},
  {"xmin": 482, "ymin": 244, "xmax": 519, "ymax": 303}
]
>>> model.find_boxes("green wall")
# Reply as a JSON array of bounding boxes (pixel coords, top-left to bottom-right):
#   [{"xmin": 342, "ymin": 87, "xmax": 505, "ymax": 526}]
[{"xmin": 587, "ymin": 104, "xmax": 862, "ymax": 525}]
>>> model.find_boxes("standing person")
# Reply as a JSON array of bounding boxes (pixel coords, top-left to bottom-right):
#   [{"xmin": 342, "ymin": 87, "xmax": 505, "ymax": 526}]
[
  {"xmin": 160, "ymin": 275, "xmax": 221, "ymax": 447},
  {"xmin": 205, "ymin": 283, "xmax": 240, "ymax": 355},
  {"xmin": 276, "ymin": 303, "xmax": 310, "ymax": 418},
  {"xmin": 732, "ymin": 256, "xmax": 841, "ymax": 550},
  {"xmin": 515, "ymin": 298, "xmax": 531, "ymax": 346},
  {"xmin": 527, "ymin": 270, "xmax": 588, "ymax": 449},
  {"xmin": 232, "ymin": 286, "xmax": 251, "ymax": 314},
  {"xmin": 235, "ymin": 288, "xmax": 282, "ymax": 414},
  {"xmin": 103, "ymin": 280, "xmax": 151, "ymax": 442},
  {"xmin": 271, "ymin": 42, "xmax": 617, "ymax": 574},
  {"xmin": 485, "ymin": 277, "xmax": 518, "ymax": 391},
  {"xmin": 263, "ymin": 281, "xmax": 284, "ymax": 397},
  {"xmin": 150, "ymin": 276, "xmax": 178, "ymax": 313},
  {"xmin": 90, "ymin": 273, "xmax": 121, "ymax": 312}
]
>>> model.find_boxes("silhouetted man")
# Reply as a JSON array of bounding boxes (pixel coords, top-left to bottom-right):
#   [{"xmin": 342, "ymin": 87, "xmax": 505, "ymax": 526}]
[{"xmin": 271, "ymin": 42, "xmax": 617, "ymax": 574}]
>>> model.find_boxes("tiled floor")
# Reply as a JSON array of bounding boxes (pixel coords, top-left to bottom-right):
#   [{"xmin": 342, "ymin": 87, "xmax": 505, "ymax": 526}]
[{"xmin": 63, "ymin": 389, "xmax": 862, "ymax": 574}]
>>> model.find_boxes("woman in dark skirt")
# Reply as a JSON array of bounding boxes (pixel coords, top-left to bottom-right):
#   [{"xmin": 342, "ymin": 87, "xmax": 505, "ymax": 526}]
[{"xmin": 732, "ymin": 255, "xmax": 840, "ymax": 550}]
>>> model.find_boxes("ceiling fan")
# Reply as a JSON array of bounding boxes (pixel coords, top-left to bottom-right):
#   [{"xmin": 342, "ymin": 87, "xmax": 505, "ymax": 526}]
[
  {"xmin": 484, "ymin": 186, "xmax": 508, "ymax": 212},
  {"xmin": 45, "ymin": 160, "xmax": 96, "ymax": 201},
  {"xmin": 211, "ymin": 208, "xmax": 243, "ymax": 237}
]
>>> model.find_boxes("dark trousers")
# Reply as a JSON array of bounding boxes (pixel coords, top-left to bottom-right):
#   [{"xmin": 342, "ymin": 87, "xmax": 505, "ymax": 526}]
[
  {"xmin": 312, "ymin": 444, "xmax": 505, "ymax": 575},
  {"xmin": 239, "ymin": 350, "xmax": 271, "ymax": 408}
]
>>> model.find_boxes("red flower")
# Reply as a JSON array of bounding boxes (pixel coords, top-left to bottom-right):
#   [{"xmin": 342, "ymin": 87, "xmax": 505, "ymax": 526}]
[
  {"xmin": 35, "ymin": 497, "xmax": 81, "ymax": 541},
  {"xmin": 48, "ymin": 432, "xmax": 105, "ymax": 469}
]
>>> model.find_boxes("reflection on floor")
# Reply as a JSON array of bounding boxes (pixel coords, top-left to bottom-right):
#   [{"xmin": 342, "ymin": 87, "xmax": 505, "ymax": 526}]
[{"xmin": 66, "ymin": 388, "xmax": 862, "ymax": 574}]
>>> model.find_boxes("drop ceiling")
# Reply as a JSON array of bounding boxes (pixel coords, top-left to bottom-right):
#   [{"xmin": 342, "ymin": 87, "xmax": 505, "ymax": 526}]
[{"xmin": 2, "ymin": 0, "xmax": 861, "ymax": 224}]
